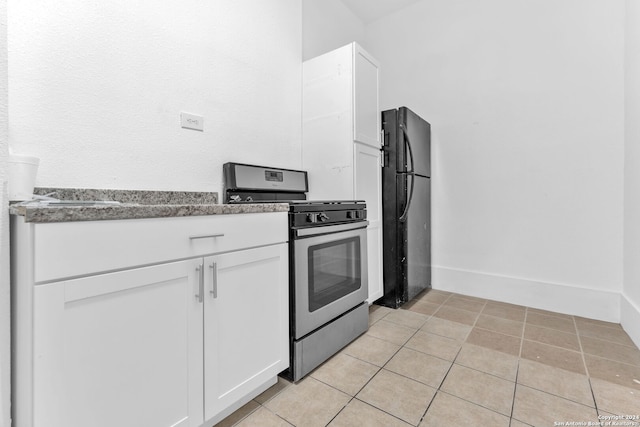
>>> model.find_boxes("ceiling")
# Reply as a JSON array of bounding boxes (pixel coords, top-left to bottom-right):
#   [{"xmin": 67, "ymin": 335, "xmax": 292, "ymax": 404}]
[{"xmin": 340, "ymin": 0, "xmax": 423, "ymax": 24}]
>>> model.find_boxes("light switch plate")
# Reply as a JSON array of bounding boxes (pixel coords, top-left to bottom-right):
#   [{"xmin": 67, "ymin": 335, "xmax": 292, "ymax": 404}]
[{"xmin": 181, "ymin": 112, "xmax": 204, "ymax": 131}]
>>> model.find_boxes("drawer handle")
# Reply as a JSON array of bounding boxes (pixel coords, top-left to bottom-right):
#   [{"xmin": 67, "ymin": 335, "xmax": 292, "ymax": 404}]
[{"xmin": 189, "ymin": 233, "xmax": 225, "ymax": 240}]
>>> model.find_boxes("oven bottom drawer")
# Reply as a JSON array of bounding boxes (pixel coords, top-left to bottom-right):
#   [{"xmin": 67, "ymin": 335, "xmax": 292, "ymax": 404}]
[{"xmin": 291, "ymin": 302, "xmax": 369, "ymax": 382}]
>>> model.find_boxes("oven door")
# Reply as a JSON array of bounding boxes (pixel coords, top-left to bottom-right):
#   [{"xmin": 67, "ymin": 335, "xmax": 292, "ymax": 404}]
[{"xmin": 293, "ymin": 221, "xmax": 369, "ymax": 339}]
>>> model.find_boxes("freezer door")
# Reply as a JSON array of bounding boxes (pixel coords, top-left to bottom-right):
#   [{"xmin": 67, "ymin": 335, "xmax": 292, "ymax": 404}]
[
  {"xmin": 398, "ymin": 107, "xmax": 431, "ymax": 178},
  {"xmin": 403, "ymin": 175, "xmax": 431, "ymax": 301}
]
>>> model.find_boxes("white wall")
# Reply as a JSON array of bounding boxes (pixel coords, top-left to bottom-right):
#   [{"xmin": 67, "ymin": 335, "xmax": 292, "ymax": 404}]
[
  {"xmin": 364, "ymin": 0, "xmax": 625, "ymax": 320},
  {"xmin": 623, "ymin": 0, "xmax": 640, "ymax": 346},
  {"xmin": 3, "ymin": 2, "xmax": 301, "ymax": 425},
  {"xmin": 302, "ymin": 0, "xmax": 365, "ymax": 60},
  {"xmin": 7, "ymin": 0, "xmax": 302, "ymax": 193},
  {"xmin": 0, "ymin": 0, "xmax": 9, "ymax": 424}
]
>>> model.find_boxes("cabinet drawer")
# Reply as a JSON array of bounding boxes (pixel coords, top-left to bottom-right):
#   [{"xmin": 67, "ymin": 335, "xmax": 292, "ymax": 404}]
[{"xmin": 33, "ymin": 212, "xmax": 288, "ymax": 283}]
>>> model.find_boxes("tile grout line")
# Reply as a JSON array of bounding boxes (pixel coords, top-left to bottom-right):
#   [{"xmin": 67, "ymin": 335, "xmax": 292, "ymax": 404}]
[
  {"xmin": 511, "ymin": 383, "xmax": 600, "ymax": 414},
  {"xmin": 323, "ymin": 396, "xmax": 353, "ymax": 427},
  {"xmin": 578, "ymin": 330, "xmax": 639, "ymax": 349},
  {"xmin": 574, "ymin": 314, "xmax": 601, "ymax": 415},
  {"xmin": 431, "ymin": 388, "xmax": 514, "ymax": 423},
  {"xmin": 238, "ymin": 394, "xmax": 294, "ymax": 427},
  {"xmin": 574, "ymin": 315, "xmax": 591, "ymax": 377},
  {"xmin": 520, "ymin": 307, "xmax": 528, "ymax": 358},
  {"xmin": 416, "ymin": 339, "xmax": 462, "ymax": 426},
  {"xmin": 524, "ymin": 321, "xmax": 579, "ymax": 335},
  {"xmin": 511, "ymin": 358, "xmax": 521, "ymax": 424},
  {"xmin": 336, "ymin": 397, "xmax": 419, "ymax": 427},
  {"xmin": 510, "ymin": 306, "xmax": 529, "ymax": 423},
  {"xmin": 584, "ymin": 352, "xmax": 640, "ymax": 368}
]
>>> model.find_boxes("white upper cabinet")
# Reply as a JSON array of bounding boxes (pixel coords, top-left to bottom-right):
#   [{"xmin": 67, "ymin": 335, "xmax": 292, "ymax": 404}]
[
  {"xmin": 354, "ymin": 46, "xmax": 381, "ymax": 147},
  {"xmin": 302, "ymin": 42, "xmax": 381, "ymax": 199},
  {"xmin": 302, "ymin": 42, "xmax": 383, "ymax": 303}
]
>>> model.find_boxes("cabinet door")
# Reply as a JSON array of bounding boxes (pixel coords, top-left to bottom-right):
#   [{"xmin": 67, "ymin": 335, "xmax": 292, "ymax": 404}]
[
  {"xmin": 33, "ymin": 259, "xmax": 204, "ymax": 427},
  {"xmin": 355, "ymin": 142, "xmax": 384, "ymax": 302},
  {"xmin": 203, "ymin": 244, "xmax": 289, "ymax": 422},
  {"xmin": 302, "ymin": 45, "xmax": 354, "ymax": 201},
  {"xmin": 353, "ymin": 44, "xmax": 380, "ymax": 148}
]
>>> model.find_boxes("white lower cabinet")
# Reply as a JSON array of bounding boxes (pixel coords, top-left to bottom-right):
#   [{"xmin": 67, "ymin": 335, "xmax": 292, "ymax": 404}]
[
  {"xmin": 11, "ymin": 212, "xmax": 289, "ymax": 427},
  {"xmin": 33, "ymin": 260, "xmax": 204, "ymax": 427},
  {"xmin": 203, "ymin": 245, "xmax": 289, "ymax": 424}
]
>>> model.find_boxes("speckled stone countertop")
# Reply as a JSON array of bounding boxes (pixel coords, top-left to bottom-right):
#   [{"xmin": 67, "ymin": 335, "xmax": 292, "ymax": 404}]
[{"xmin": 9, "ymin": 187, "xmax": 289, "ymax": 223}]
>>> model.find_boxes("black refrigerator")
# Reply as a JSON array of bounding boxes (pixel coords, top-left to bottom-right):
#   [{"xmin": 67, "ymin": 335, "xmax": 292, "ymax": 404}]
[{"xmin": 378, "ymin": 107, "xmax": 431, "ymax": 308}]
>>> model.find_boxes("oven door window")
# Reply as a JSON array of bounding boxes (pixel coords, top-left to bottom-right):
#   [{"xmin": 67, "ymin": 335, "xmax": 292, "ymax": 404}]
[{"xmin": 308, "ymin": 236, "xmax": 361, "ymax": 312}]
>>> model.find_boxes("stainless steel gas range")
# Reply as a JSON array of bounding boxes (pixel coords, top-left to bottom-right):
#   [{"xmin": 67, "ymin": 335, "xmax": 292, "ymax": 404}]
[{"xmin": 224, "ymin": 163, "xmax": 369, "ymax": 381}]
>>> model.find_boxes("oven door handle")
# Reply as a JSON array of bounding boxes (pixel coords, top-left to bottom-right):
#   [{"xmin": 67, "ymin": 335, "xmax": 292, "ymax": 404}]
[{"xmin": 295, "ymin": 221, "xmax": 369, "ymax": 238}]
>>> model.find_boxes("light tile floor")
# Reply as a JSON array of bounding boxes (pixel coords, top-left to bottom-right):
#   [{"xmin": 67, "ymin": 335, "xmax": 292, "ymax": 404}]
[{"xmin": 216, "ymin": 290, "xmax": 640, "ymax": 427}]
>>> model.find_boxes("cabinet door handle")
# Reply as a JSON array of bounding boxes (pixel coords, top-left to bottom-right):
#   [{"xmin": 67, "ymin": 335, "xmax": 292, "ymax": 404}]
[
  {"xmin": 195, "ymin": 265, "xmax": 204, "ymax": 303},
  {"xmin": 209, "ymin": 262, "xmax": 218, "ymax": 299},
  {"xmin": 189, "ymin": 233, "xmax": 225, "ymax": 240}
]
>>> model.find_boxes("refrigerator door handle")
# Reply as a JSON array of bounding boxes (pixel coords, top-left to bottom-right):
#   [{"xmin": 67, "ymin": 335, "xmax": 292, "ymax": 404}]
[
  {"xmin": 399, "ymin": 171, "xmax": 415, "ymax": 222},
  {"xmin": 399, "ymin": 123, "xmax": 415, "ymax": 222},
  {"xmin": 401, "ymin": 123, "xmax": 415, "ymax": 174}
]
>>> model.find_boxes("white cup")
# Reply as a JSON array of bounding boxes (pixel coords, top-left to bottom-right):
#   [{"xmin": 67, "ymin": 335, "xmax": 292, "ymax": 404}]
[{"xmin": 8, "ymin": 154, "xmax": 40, "ymax": 201}]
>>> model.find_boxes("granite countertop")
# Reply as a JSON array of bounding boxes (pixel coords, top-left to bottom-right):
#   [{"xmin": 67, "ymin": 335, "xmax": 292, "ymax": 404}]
[{"xmin": 9, "ymin": 188, "xmax": 289, "ymax": 223}]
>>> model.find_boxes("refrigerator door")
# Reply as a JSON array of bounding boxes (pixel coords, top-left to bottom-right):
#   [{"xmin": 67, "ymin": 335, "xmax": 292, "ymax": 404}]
[
  {"xmin": 380, "ymin": 109, "xmax": 402, "ymax": 307},
  {"xmin": 403, "ymin": 174, "xmax": 431, "ymax": 301},
  {"xmin": 398, "ymin": 107, "xmax": 431, "ymax": 178}
]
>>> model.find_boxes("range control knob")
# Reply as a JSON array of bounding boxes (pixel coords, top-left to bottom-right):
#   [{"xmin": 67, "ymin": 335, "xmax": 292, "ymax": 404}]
[
  {"xmin": 318, "ymin": 213, "xmax": 329, "ymax": 222},
  {"xmin": 306, "ymin": 213, "xmax": 318, "ymax": 223}
]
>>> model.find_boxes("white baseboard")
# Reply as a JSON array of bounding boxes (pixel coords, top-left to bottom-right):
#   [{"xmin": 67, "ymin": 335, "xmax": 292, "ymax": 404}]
[
  {"xmin": 620, "ymin": 293, "xmax": 640, "ymax": 349},
  {"xmin": 432, "ymin": 266, "xmax": 620, "ymax": 323}
]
